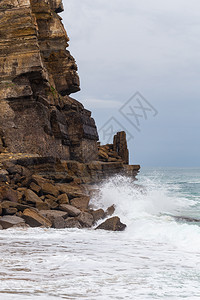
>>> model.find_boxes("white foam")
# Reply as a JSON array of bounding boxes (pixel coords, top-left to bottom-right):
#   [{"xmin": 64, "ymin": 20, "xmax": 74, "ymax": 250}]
[
  {"xmin": 91, "ymin": 175, "xmax": 200, "ymax": 252},
  {"xmin": 0, "ymin": 173, "xmax": 200, "ymax": 299}
]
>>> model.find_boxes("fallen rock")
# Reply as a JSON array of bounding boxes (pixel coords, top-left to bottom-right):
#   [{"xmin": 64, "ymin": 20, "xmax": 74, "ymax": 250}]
[
  {"xmin": 0, "ymin": 224, "xmax": 2, "ymax": 230},
  {"xmin": 70, "ymin": 196, "xmax": 90, "ymax": 210},
  {"xmin": 40, "ymin": 210, "xmax": 68, "ymax": 220},
  {"xmin": 0, "ymin": 201, "xmax": 31, "ymax": 212},
  {"xmin": 65, "ymin": 217, "xmax": 82, "ymax": 229},
  {"xmin": 29, "ymin": 182, "xmax": 41, "ymax": 194},
  {"xmin": 106, "ymin": 205, "xmax": 115, "ymax": 216},
  {"xmin": 0, "ymin": 215, "xmax": 25, "ymax": 229},
  {"xmin": 44, "ymin": 197, "xmax": 58, "ymax": 209},
  {"xmin": 56, "ymin": 183, "xmax": 86, "ymax": 199},
  {"xmin": 32, "ymin": 175, "xmax": 59, "ymax": 197},
  {"xmin": 53, "ymin": 217, "xmax": 65, "ymax": 229},
  {"xmin": 57, "ymin": 193, "xmax": 69, "ymax": 205},
  {"xmin": 22, "ymin": 208, "xmax": 52, "ymax": 228},
  {"xmin": 41, "ymin": 182, "xmax": 59, "ymax": 197},
  {"xmin": 77, "ymin": 212, "xmax": 94, "ymax": 228},
  {"xmin": 17, "ymin": 189, "xmax": 25, "ymax": 202},
  {"xmin": 6, "ymin": 164, "xmax": 22, "ymax": 175},
  {"xmin": 91, "ymin": 209, "xmax": 105, "ymax": 223},
  {"xmin": 3, "ymin": 207, "xmax": 17, "ymax": 215},
  {"xmin": 96, "ymin": 216, "xmax": 126, "ymax": 231},
  {"xmin": 0, "ymin": 169, "xmax": 8, "ymax": 182},
  {"xmin": 59, "ymin": 204, "xmax": 81, "ymax": 217},
  {"xmin": 36, "ymin": 202, "xmax": 49, "ymax": 211},
  {"xmin": 0, "ymin": 187, "xmax": 18, "ymax": 202},
  {"xmin": 25, "ymin": 189, "xmax": 43, "ymax": 204}
]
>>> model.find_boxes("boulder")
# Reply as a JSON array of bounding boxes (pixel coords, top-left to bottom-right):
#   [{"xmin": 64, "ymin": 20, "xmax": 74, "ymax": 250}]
[
  {"xmin": 0, "ymin": 201, "xmax": 31, "ymax": 212},
  {"xmin": 0, "ymin": 169, "xmax": 8, "ymax": 182},
  {"xmin": 59, "ymin": 204, "xmax": 81, "ymax": 217},
  {"xmin": 57, "ymin": 193, "xmax": 69, "ymax": 205},
  {"xmin": 6, "ymin": 164, "xmax": 22, "ymax": 175},
  {"xmin": 22, "ymin": 208, "xmax": 52, "ymax": 228},
  {"xmin": 0, "ymin": 224, "xmax": 2, "ymax": 230},
  {"xmin": 44, "ymin": 198, "xmax": 58, "ymax": 209},
  {"xmin": 70, "ymin": 196, "xmax": 90, "ymax": 210},
  {"xmin": 32, "ymin": 175, "xmax": 59, "ymax": 197},
  {"xmin": 36, "ymin": 202, "xmax": 49, "ymax": 211},
  {"xmin": 3, "ymin": 207, "xmax": 17, "ymax": 215},
  {"xmin": 29, "ymin": 182, "xmax": 41, "ymax": 194},
  {"xmin": 65, "ymin": 217, "xmax": 82, "ymax": 229},
  {"xmin": 39, "ymin": 210, "xmax": 68, "ymax": 220},
  {"xmin": 96, "ymin": 216, "xmax": 126, "ymax": 231},
  {"xmin": 25, "ymin": 189, "xmax": 43, "ymax": 204},
  {"xmin": 40, "ymin": 182, "xmax": 59, "ymax": 197},
  {"xmin": 17, "ymin": 189, "xmax": 25, "ymax": 202},
  {"xmin": 91, "ymin": 209, "xmax": 105, "ymax": 223},
  {"xmin": 0, "ymin": 215, "xmax": 25, "ymax": 229},
  {"xmin": 53, "ymin": 217, "xmax": 65, "ymax": 229},
  {"xmin": 56, "ymin": 183, "xmax": 85, "ymax": 199},
  {"xmin": 77, "ymin": 212, "xmax": 94, "ymax": 228},
  {"xmin": 0, "ymin": 187, "xmax": 18, "ymax": 202}
]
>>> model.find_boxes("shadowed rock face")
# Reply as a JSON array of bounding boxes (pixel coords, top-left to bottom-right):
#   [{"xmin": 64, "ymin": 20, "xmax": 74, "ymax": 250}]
[{"xmin": 0, "ymin": 0, "xmax": 98, "ymax": 162}]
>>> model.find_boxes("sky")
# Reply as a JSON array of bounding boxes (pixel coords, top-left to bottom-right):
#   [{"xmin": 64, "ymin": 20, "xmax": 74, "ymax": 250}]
[{"xmin": 61, "ymin": 0, "xmax": 200, "ymax": 167}]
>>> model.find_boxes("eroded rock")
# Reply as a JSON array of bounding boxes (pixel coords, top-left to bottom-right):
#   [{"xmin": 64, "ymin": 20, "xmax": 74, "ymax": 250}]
[
  {"xmin": 57, "ymin": 193, "xmax": 69, "ymax": 205},
  {"xmin": 77, "ymin": 212, "xmax": 94, "ymax": 228},
  {"xmin": 25, "ymin": 189, "xmax": 43, "ymax": 205},
  {"xmin": 70, "ymin": 196, "xmax": 90, "ymax": 210},
  {"xmin": 0, "ymin": 215, "xmax": 25, "ymax": 229},
  {"xmin": 0, "ymin": 187, "xmax": 18, "ymax": 202},
  {"xmin": 96, "ymin": 217, "xmax": 126, "ymax": 231},
  {"xmin": 65, "ymin": 217, "xmax": 82, "ymax": 229},
  {"xmin": 59, "ymin": 204, "xmax": 81, "ymax": 217},
  {"xmin": 91, "ymin": 209, "xmax": 105, "ymax": 223},
  {"xmin": 22, "ymin": 208, "xmax": 52, "ymax": 228}
]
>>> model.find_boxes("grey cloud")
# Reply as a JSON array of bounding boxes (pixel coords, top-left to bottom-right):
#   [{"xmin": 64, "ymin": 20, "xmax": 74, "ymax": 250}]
[{"xmin": 62, "ymin": 0, "xmax": 200, "ymax": 166}]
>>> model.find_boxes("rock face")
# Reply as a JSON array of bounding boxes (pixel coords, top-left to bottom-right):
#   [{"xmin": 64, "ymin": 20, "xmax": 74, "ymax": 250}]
[
  {"xmin": 0, "ymin": 0, "xmax": 98, "ymax": 162},
  {"xmin": 0, "ymin": 0, "xmax": 141, "ymax": 231},
  {"xmin": 98, "ymin": 132, "xmax": 129, "ymax": 164}
]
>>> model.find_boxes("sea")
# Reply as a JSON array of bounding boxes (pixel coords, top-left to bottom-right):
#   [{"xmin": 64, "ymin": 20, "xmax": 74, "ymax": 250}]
[{"xmin": 0, "ymin": 167, "xmax": 200, "ymax": 300}]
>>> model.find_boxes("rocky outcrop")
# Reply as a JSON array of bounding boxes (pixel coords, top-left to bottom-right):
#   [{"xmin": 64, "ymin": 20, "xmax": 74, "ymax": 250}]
[
  {"xmin": 0, "ymin": 156, "xmax": 139, "ymax": 230},
  {"xmin": 98, "ymin": 131, "xmax": 129, "ymax": 164},
  {"xmin": 0, "ymin": 0, "xmax": 140, "ymax": 231},
  {"xmin": 0, "ymin": 0, "xmax": 98, "ymax": 162}
]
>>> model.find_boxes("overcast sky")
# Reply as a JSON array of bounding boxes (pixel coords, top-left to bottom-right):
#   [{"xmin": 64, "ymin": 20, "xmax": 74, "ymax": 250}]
[{"xmin": 61, "ymin": 0, "xmax": 200, "ymax": 167}]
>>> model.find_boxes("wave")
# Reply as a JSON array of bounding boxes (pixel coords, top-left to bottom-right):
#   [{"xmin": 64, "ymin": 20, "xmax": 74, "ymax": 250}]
[{"xmin": 90, "ymin": 175, "xmax": 200, "ymax": 252}]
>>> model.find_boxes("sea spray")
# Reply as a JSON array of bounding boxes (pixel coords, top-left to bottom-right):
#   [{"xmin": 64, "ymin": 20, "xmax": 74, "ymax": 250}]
[
  {"xmin": 0, "ymin": 169, "xmax": 200, "ymax": 299},
  {"xmin": 90, "ymin": 174, "xmax": 200, "ymax": 252}
]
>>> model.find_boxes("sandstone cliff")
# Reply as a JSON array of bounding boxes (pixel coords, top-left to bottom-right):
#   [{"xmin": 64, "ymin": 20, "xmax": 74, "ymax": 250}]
[
  {"xmin": 0, "ymin": 0, "xmax": 140, "ymax": 231},
  {"xmin": 0, "ymin": 0, "xmax": 98, "ymax": 162}
]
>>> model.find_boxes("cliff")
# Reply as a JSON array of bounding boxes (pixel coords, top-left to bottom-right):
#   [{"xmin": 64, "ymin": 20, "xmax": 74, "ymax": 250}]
[
  {"xmin": 0, "ymin": 0, "xmax": 98, "ymax": 162},
  {"xmin": 0, "ymin": 0, "xmax": 140, "ymax": 231}
]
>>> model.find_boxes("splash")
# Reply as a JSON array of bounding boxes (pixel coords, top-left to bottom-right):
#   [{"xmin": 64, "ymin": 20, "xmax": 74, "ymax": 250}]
[{"xmin": 90, "ymin": 175, "xmax": 200, "ymax": 251}]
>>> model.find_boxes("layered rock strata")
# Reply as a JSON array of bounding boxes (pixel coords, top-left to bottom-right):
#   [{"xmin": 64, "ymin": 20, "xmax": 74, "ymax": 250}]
[
  {"xmin": 98, "ymin": 131, "xmax": 129, "ymax": 164},
  {"xmin": 0, "ymin": 0, "xmax": 98, "ymax": 162},
  {"xmin": 0, "ymin": 0, "xmax": 140, "ymax": 230},
  {"xmin": 0, "ymin": 155, "xmax": 139, "ymax": 230}
]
